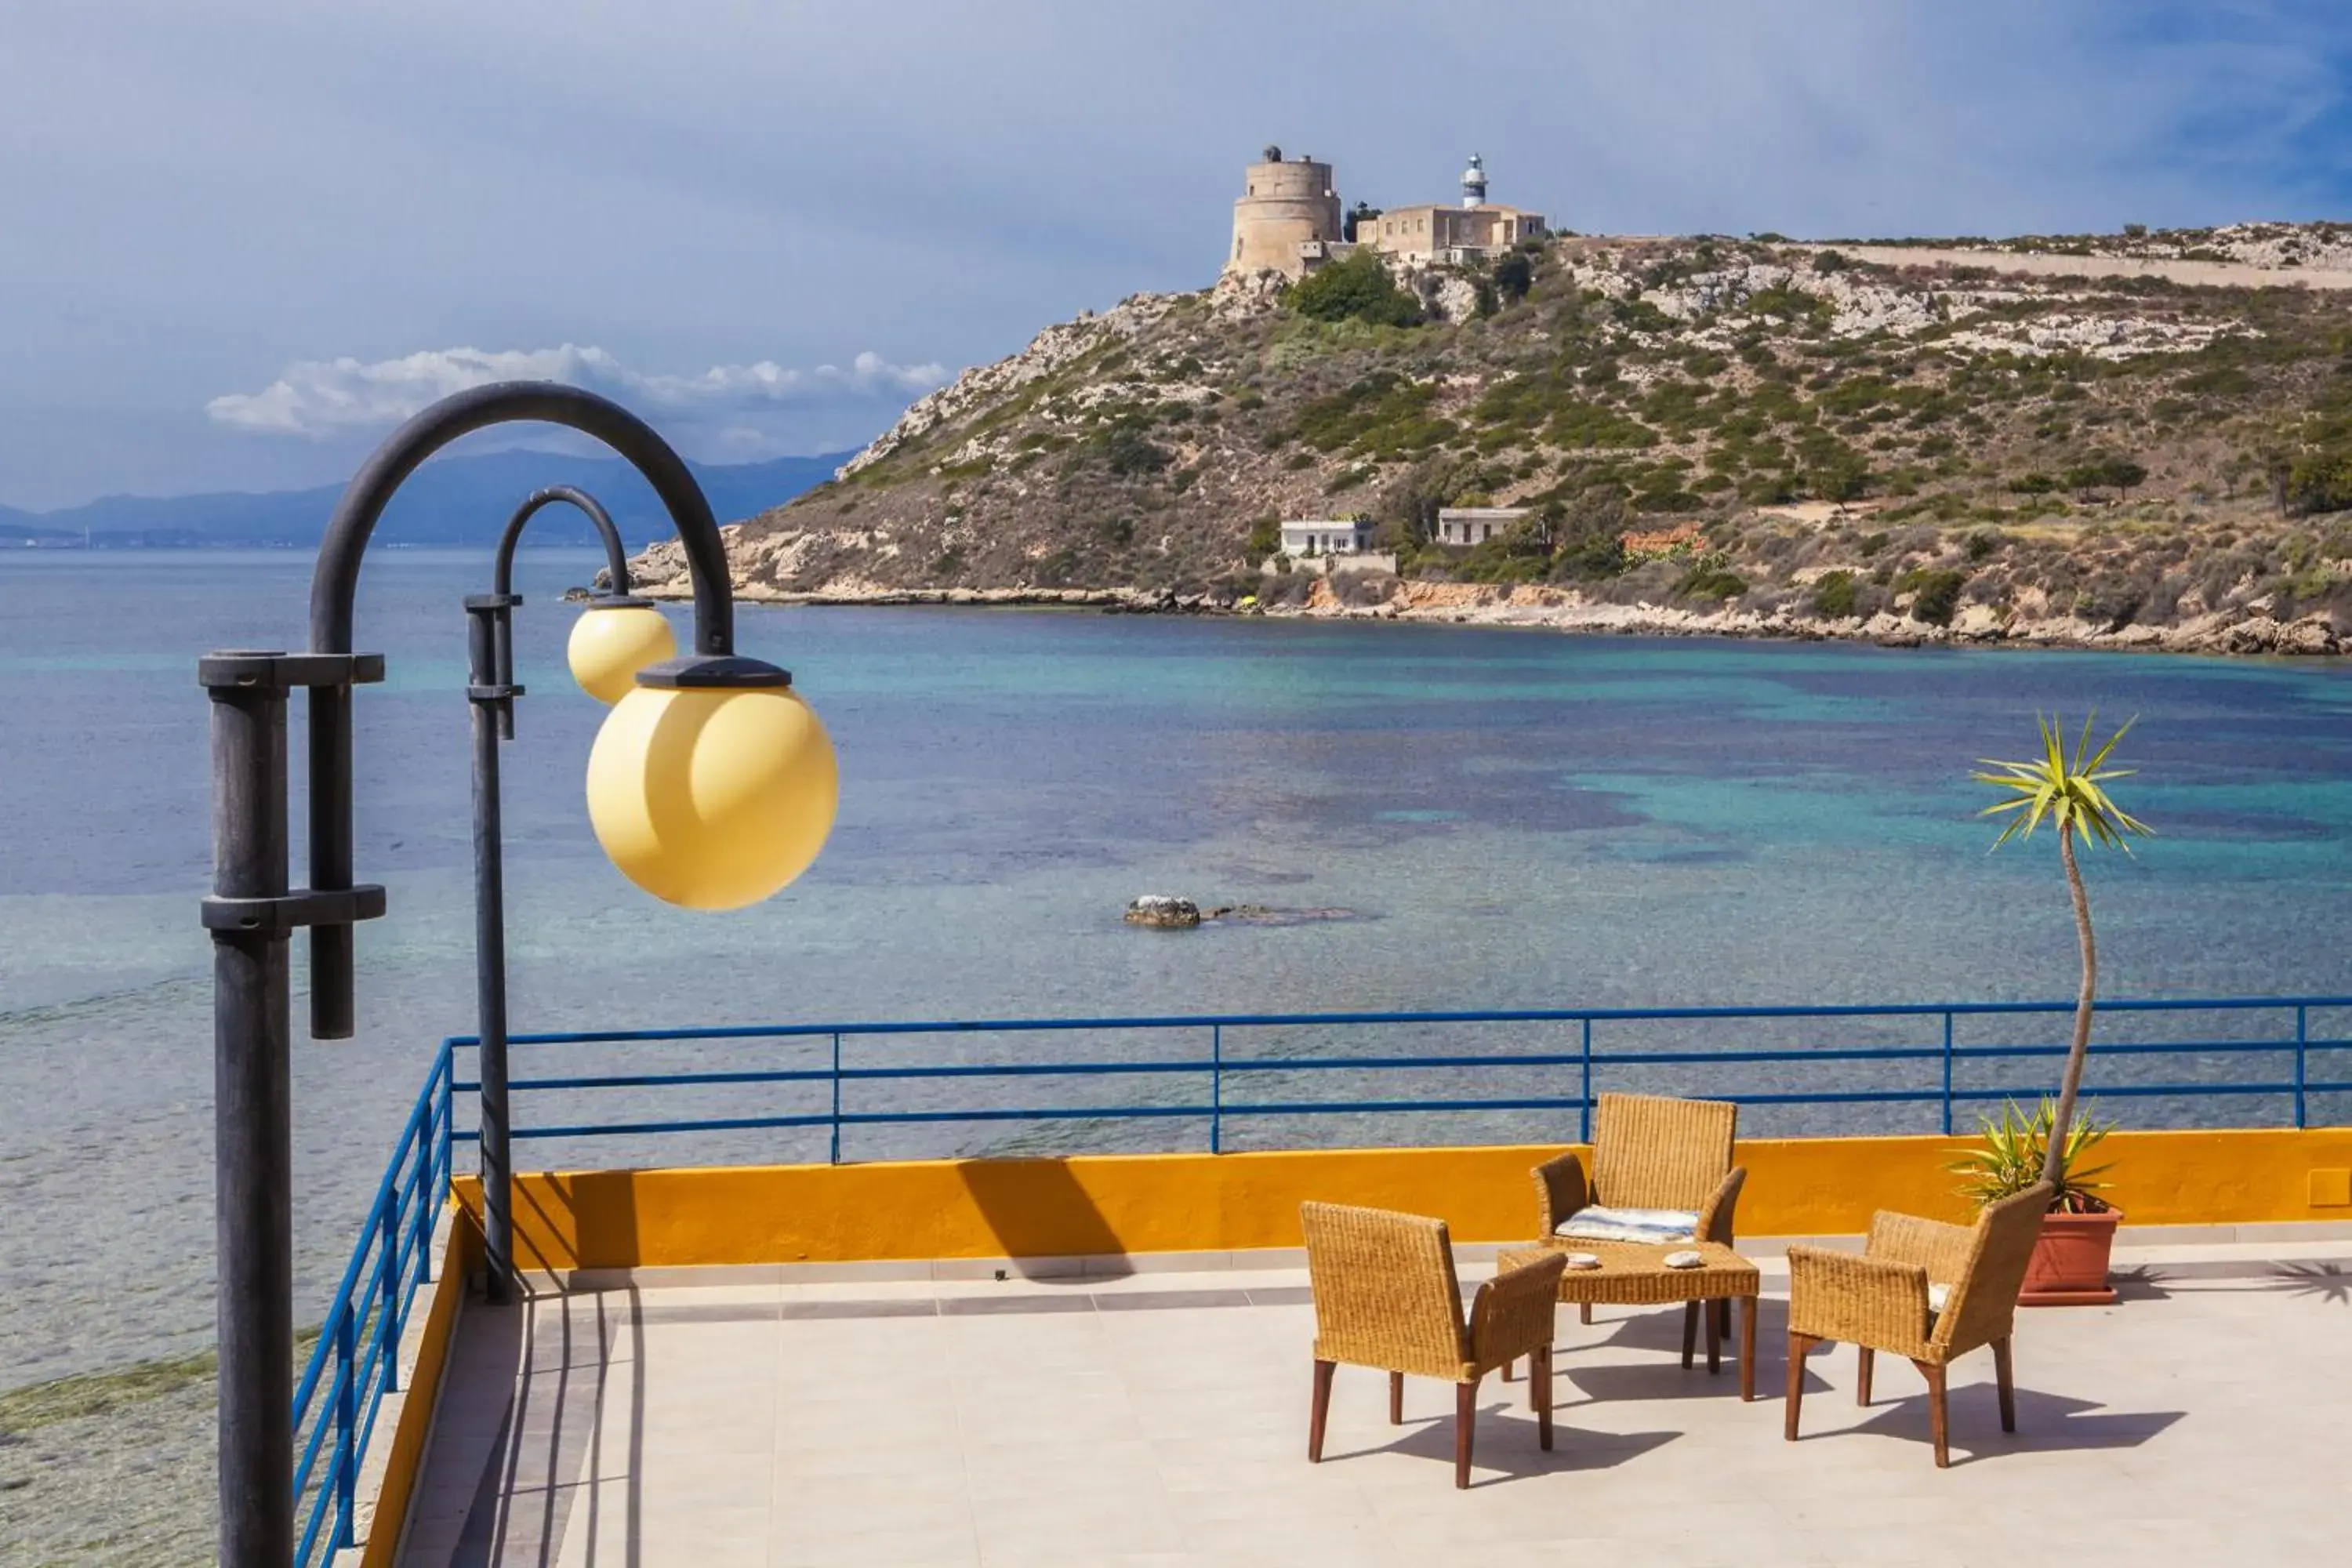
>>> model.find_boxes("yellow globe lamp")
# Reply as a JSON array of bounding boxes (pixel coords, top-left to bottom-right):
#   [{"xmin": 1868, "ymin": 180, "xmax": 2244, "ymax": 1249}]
[
  {"xmin": 567, "ymin": 597, "xmax": 678, "ymax": 705},
  {"xmin": 585, "ymin": 656, "xmax": 838, "ymax": 909}
]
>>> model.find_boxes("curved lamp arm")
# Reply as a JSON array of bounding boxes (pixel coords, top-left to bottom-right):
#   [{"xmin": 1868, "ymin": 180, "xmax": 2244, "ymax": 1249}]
[
  {"xmin": 482, "ymin": 485, "xmax": 648, "ymax": 735},
  {"xmin": 310, "ymin": 379, "xmax": 730, "ymax": 655},
  {"xmin": 303, "ymin": 379, "xmax": 752, "ymax": 1039},
  {"xmin": 494, "ymin": 483, "xmax": 635, "ymax": 600}
]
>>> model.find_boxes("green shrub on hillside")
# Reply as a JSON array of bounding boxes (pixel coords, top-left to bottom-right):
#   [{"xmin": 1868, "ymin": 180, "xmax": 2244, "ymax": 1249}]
[
  {"xmin": 1095, "ymin": 424, "xmax": 1171, "ymax": 477},
  {"xmin": 2280, "ymin": 438, "xmax": 2352, "ymax": 515},
  {"xmin": 1811, "ymin": 570, "xmax": 1858, "ymax": 618},
  {"xmin": 1289, "ymin": 372, "xmax": 1458, "ymax": 459},
  {"xmin": 2063, "ymin": 453, "xmax": 2148, "ymax": 500},
  {"xmin": 1676, "ymin": 564, "xmax": 1748, "ymax": 601},
  {"xmin": 1494, "ymin": 251, "xmax": 1534, "ymax": 303},
  {"xmin": 1896, "ymin": 567, "xmax": 1968, "ymax": 625},
  {"xmin": 1801, "ymin": 434, "xmax": 1871, "ymax": 501},
  {"xmin": 1547, "ymin": 401, "xmax": 1657, "ymax": 450},
  {"xmin": 1288, "ymin": 250, "xmax": 1423, "ymax": 328}
]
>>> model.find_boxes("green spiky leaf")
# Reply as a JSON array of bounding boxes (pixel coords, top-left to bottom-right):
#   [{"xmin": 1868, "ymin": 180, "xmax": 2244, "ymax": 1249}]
[
  {"xmin": 1973, "ymin": 712, "xmax": 2154, "ymax": 854},
  {"xmin": 1947, "ymin": 1099, "xmax": 2114, "ymax": 1213}
]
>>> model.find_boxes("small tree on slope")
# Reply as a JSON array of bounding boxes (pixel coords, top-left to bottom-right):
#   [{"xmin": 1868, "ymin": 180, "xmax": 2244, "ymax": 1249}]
[{"xmin": 1973, "ymin": 715, "xmax": 2153, "ymax": 1192}]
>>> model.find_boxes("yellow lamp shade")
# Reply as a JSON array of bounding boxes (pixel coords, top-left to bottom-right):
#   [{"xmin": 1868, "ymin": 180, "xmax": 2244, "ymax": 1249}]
[
  {"xmin": 585, "ymin": 684, "xmax": 839, "ymax": 909},
  {"xmin": 568, "ymin": 604, "xmax": 678, "ymax": 705}
]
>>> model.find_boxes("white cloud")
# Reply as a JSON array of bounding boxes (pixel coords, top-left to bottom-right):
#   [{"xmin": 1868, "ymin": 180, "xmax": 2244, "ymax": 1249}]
[{"xmin": 205, "ymin": 344, "xmax": 949, "ymax": 445}]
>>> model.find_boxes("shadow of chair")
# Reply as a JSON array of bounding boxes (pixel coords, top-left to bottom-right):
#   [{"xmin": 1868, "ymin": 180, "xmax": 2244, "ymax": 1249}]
[
  {"xmin": 1327, "ymin": 1403, "xmax": 1681, "ymax": 1483},
  {"xmin": 1844, "ymin": 1383, "xmax": 2185, "ymax": 1465}
]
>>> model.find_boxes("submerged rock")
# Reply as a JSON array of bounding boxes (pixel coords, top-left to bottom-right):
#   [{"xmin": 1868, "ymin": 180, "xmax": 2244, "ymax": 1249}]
[{"xmin": 1124, "ymin": 895, "xmax": 1201, "ymax": 928}]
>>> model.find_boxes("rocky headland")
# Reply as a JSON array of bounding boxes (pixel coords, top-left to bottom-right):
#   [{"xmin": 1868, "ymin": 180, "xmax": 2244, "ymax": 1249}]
[{"xmin": 633, "ymin": 223, "xmax": 2352, "ymax": 657}]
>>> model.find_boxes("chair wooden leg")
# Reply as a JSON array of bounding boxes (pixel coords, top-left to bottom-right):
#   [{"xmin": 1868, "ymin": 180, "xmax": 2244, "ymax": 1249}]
[
  {"xmin": 1993, "ymin": 1337, "xmax": 2016, "ymax": 1433},
  {"xmin": 1857, "ymin": 1347, "xmax": 1875, "ymax": 1406},
  {"xmin": 1704, "ymin": 1297, "xmax": 1722, "ymax": 1374},
  {"xmin": 1532, "ymin": 1345, "xmax": 1554, "ymax": 1450},
  {"xmin": 1784, "ymin": 1334, "xmax": 1815, "ymax": 1439},
  {"xmin": 1712, "ymin": 1298, "xmax": 1731, "ymax": 1344},
  {"xmin": 1738, "ymin": 1294, "xmax": 1757, "ymax": 1402},
  {"xmin": 1388, "ymin": 1370, "xmax": 1403, "ymax": 1425},
  {"xmin": 1681, "ymin": 1300, "xmax": 1700, "ymax": 1369},
  {"xmin": 1579, "ymin": 1302, "xmax": 1592, "ymax": 1326},
  {"xmin": 1500, "ymin": 1356, "xmax": 1514, "ymax": 1383},
  {"xmin": 1913, "ymin": 1359, "xmax": 1950, "ymax": 1468},
  {"xmin": 1455, "ymin": 1377, "xmax": 1479, "ymax": 1489},
  {"xmin": 1308, "ymin": 1359, "xmax": 1335, "ymax": 1463}
]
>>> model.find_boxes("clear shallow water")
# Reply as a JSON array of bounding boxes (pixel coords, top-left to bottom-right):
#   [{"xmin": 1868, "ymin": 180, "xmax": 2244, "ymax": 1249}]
[{"xmin": 3, "ymin": 550, "xmax": 2352, "ymax": 1387}]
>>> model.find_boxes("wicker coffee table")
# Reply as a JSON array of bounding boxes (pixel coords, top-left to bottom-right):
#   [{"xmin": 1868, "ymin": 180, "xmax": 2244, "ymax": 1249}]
[{"xmin": 1497, "ymin": 1237, "xmax": 1762, "ymax": 1401}]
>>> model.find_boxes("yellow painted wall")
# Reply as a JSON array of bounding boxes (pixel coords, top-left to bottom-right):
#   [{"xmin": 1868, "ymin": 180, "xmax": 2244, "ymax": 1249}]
[{"xmin": 452, "ymin": 1127, "xmax": 2352, "ymax": 1274}]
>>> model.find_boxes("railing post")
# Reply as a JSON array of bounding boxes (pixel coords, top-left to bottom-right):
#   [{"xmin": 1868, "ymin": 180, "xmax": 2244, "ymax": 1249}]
[
  {"xmin": 1579, "ymin": 1018, "xmax": 1593, "ymax": 1144},
  {"xmin": 410, "ymin": 1123, "xmax": 432, "ymax": 1296},
  {"xmin": 331, "ymin": 1299, "xmax": 357, "ymax": 1550},
  {"xmin": 1210, "ymin": 1025, "xmax": 1223, "ymax": 1155},
  {"xmin": 2296, "ymin": 1004, "xmax": 2308, "ymax": 1130},
  {"xmin": 375, "ymin": 1194, "xmax": 399, "ymax": 1395},
  {"xmin": 435, "ymin": 1049, "xmax": 453, "ymax": 1203},
  {"xmin": 829, "ymin": 1033, "xmax": 842, "ymax": 1165},
  {"xmin": 1941, "ymin": 1011, "xmax": 1955, "ymax": 1137}
]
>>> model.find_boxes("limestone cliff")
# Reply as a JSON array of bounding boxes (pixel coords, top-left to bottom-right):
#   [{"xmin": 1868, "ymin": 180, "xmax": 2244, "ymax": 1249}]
[{"xmin": 631, "ymin": 228, "xmax": 2352, "ymax": 654}]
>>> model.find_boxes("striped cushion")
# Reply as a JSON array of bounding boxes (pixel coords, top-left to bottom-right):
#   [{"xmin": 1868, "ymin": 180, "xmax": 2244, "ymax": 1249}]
[
  {"xmin": 1553, "ymin": 1205, "xmax": 1700, "ymax": 1245},
  {"xmin": 1928, "ymin": 1281, "xmax": 1951, "ymax": 1316}
]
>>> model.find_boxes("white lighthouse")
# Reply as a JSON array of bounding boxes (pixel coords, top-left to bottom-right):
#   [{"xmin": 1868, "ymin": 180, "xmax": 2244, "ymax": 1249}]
[{"xmin": 1461, "ymin": 152, "xmax": 1488, "ymax": 209}]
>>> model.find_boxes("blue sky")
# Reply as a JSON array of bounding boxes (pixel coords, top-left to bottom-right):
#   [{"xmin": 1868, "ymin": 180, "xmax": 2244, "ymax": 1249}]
[{"xmin": 2, "ymin": 0, "xmax": 2349, "ymax": 510}]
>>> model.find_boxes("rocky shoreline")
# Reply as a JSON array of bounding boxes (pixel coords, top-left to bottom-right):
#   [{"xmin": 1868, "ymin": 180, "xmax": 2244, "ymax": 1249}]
[{"xmin": 645, "ymin": 578, "xmax": 2345, "ymax": 657}]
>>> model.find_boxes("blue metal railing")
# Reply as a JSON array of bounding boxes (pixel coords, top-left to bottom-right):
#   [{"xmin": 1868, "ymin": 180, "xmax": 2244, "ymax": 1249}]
[
  {"xmin": 441, "ymin": 996, "xmax": 2352, "ymax": 1161},
  {"xmin": 288, "ymin": 995, "xmax": 2347, "ymax": 1555},
  {"xmin": 292, "ymin": 1040, "xmax": 455, "ymax": 1568}
]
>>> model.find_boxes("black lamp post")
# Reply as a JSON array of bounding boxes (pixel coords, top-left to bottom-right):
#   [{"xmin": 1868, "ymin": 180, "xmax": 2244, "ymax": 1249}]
[
  {"xmin": 201, "ymin": 383, "xmax": 789, "ymax": 1567},
  {"xmin": 466, "ymin": 482, "xmax": 657, "ymax": 1305}
]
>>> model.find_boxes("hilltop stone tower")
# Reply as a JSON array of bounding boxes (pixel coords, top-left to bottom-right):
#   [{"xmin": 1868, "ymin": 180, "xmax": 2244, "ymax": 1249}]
[
  {"xmin": 1227, "ymin": 145, "xmax": 1341, "ymax": 278},
  {"xmin": 1461, "ymin": 152, "xmax": 1488, "ymax": 209}
]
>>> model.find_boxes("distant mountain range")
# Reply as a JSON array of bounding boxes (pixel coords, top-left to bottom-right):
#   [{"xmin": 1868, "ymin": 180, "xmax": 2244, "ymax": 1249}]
[{"xmin": 0, "ymin": 448, "xmax": 857, "ymax": 549}]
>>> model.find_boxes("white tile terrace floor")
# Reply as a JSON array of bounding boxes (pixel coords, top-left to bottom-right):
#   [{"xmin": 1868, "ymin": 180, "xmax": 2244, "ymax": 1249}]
[{"xmin": 395, "ymin": 1248, "xmax": 2352, "ymax": 1568}]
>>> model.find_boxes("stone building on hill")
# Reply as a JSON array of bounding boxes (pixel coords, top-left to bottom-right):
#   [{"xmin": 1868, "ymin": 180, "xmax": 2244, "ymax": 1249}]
[
  {"xmin": 1225, "ymin": 148, "xmax": 1547, "ymax": 280},
  {"xmin": 1280, "ymin": 517, "xmax": 1376, "ymax": 557},
  {"xmin": 1356, "ymin": 155, "xmax": 1548, "ymax": 265},
  {"xmin": 1227, "ymin": 147, "xmax": 1343, "ymax": 278},
  {"xmin": 1436, "ymin": 506, "xmax": 1530, "ymax": 546}
]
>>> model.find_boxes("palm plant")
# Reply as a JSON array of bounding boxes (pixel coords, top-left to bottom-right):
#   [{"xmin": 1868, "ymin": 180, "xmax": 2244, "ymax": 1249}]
[
  {"xmin": 1949, "ymin": 1099, "xmax": 2114, "ymax": 1214},
  {"xmin": 1974, "ymin": 715, "xmax": 2152, "ymax": 1193}
]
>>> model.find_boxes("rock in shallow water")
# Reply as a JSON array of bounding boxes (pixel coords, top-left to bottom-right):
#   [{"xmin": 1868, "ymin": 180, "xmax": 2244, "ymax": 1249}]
[{"xmin": 1124, "ymin": 895, "xmax": 1201, "ymax": 928}]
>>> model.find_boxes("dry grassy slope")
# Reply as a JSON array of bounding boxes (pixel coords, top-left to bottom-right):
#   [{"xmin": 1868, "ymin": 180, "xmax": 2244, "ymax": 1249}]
[{"xmin": 632, "ymin": 234, "xmax": 2352, "ymax": 642}]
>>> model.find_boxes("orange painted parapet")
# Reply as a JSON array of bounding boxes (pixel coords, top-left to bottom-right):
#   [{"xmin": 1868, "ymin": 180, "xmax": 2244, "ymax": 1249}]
[
  {"xmin": 358, "ymin": 1211, "xmax": 477, "ymax": 1568},
  {"xmin": 449, "ymin": 1127, "xmax": 2352, "ymax": 1273}
]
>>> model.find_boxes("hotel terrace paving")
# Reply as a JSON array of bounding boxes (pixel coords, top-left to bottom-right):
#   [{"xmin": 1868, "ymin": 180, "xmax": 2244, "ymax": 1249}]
[
  {"xmin": 391, "ymin": 1237, "xmax": 2350, "ymax": 1567},
  {"xmin": 322, "ymin": 1123, "xmax": 2352, "ymax": 1568}
]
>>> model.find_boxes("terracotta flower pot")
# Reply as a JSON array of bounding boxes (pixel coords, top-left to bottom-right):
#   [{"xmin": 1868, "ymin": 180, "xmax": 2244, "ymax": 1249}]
[{"xmin": 2019, "ymin": 1207, "xmax": 2123, "ymax": 1306}]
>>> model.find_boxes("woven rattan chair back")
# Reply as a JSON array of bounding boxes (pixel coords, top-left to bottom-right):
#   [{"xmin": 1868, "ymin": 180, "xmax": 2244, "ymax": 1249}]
[
  {"xmin": 1590, "ymin": 1092, "xmax": 1737, "ymax": 1212},
  {"xmin": 1300, "ymin": 1201, "xmax": 1471, "ymax": 1381},
  {"xmin": 1933, "ymin": 1182, "xmax": 2052, "ymax": 1354}
]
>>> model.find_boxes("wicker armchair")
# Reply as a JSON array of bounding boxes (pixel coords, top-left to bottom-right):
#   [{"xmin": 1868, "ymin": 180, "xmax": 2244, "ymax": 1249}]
[
  {"xmin": 1784, "ymin": 1182, "xmax": 2052, "ymax": 1467},
  {"xmin": 1533, "ymin": 1091, "xmax": 1744, "ymax": 1324},
  {"xmin": 1301, "ymin": 1201, "xmax": 1568, "ymax": 1488}
]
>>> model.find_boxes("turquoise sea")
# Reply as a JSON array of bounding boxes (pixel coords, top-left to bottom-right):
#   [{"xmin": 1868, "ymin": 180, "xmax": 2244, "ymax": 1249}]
[{"xmin": 5, "ymin": 549, "xmax": 2352, "ymax": 1390}]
